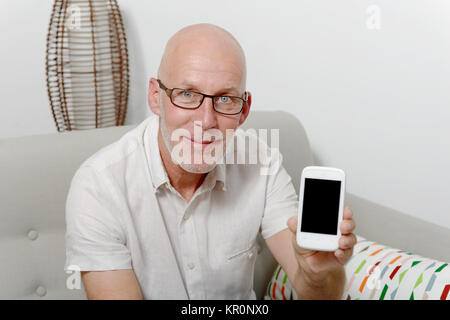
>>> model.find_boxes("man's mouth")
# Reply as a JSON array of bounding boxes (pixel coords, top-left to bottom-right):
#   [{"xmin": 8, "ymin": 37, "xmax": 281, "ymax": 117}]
[
  {"xmin": 184, "ymin": 136, "xmax": 215, "ymax": 145},
  {"xmin": 184, "ymin": 135, "xmax": 221, "ymax": 145}
]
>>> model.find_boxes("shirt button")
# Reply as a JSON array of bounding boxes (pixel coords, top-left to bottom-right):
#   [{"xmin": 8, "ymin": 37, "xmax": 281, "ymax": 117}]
[
  {"xmin": 248, "ymin": 252, "xmax": 254, "ymax": 259},
  {"xmin": 187, "ymin": 263, "xmax": 195, "ymax": 270},
  {"xmin": 183, "ymin": 213, "xmax": 190, "ymax": 220}
]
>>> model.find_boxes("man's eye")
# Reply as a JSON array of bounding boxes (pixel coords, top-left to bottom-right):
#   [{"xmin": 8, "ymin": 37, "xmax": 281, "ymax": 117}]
[
  {"xmin": 218, "ymin": 96, "xmax": 230, "ymax": 103},
  {"xmin": 182, "ymin": 91, "xmax": 194, "ymax": 98}
]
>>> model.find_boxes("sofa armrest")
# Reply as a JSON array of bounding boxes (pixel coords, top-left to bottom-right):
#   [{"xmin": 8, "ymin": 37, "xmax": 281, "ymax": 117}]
[{"xmin": 345, "ymin": 192, "xmax": 450, "ymax": 262}]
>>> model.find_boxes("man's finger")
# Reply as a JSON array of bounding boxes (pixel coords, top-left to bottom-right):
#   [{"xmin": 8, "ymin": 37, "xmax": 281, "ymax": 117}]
[
  {"xmin": 287, "ymin": 216, "xmax": 297, "ymax": 234},
  {"xmin": 335, "ymin": 247, "xmax": 353, "ymax": 265},
  {"xmin": 340, "ymin": 219, "xmax": 355, "ymax": 235},
  {"xmin": 339, "ymin": 233, "xmax": 357, "ymax": 249},
  {"xmin": 343, "ymin": 205, "xmax": 353, "ymax": 220}
]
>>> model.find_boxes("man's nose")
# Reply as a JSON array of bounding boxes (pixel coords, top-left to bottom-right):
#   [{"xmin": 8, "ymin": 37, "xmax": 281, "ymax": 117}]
[{"xmin": 196, "ymin": 96, "xmax": 217, "ymax": 129}]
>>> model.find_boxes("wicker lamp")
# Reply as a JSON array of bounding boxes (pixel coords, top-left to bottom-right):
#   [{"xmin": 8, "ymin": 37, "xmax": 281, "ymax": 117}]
[{"xmin": 46, "ymin": 0, "xmax": 129, "ymax": 131}]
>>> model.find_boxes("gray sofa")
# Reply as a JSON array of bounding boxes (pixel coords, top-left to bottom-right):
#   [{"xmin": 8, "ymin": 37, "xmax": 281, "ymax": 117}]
[{"xmin": 1, "ymin": 110, "xmax": 449, "ymax": 299}]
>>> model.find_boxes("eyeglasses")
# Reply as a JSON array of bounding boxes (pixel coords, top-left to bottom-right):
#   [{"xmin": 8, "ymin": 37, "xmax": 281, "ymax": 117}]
[{"xmin": 157, "ymin": 79, "xmax": 248, "ymax": 115}]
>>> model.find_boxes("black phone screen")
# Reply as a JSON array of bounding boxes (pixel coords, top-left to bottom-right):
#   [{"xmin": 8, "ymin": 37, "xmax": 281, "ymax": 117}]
[{"xmin": 300, "ymin": 178, "xmax": 341, "ymax": 235}]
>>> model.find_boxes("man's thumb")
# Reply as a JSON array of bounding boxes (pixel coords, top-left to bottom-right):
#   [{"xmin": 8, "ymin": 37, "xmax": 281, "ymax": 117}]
[{"xmin": 287, "ymin": 216, "xmax": 298, "ymax": 234}]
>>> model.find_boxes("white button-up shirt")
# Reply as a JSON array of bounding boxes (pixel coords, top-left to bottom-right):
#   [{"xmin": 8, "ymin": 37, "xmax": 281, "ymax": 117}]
[{"xmin": 64, "ymin": 114, "xmax": 298, "ymax": 299}]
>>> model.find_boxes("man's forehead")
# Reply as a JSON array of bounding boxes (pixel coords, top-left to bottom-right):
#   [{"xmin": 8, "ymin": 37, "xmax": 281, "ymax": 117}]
[
  {"xmin": 168, "ymin": 41, "xmax": 244, "ymax": 70},
  {"xmin": 165, "ymin": 56, "xmax": 245, "ymax": 91},
  {"xmin": 181, "ymin": 80, "xmax": 236, "ymax": 89},
  {"xmin": 179, "ymin": 79, "xmax": 240, "ymax": 92}
]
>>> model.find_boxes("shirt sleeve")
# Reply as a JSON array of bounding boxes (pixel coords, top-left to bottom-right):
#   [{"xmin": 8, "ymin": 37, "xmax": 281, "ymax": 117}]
[
  {"xmin": 64, "ymin": 165, "xmax": 132, "ymax": 272},
  {"xmin": 260, "ymin": 150, "xmax": 299, "ymax": 240}
]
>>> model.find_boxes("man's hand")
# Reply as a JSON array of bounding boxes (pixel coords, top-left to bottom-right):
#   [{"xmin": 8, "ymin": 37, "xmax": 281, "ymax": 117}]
[{"xmin": 286, "ymin": 205, "xmax": 357, "ymax": 297}]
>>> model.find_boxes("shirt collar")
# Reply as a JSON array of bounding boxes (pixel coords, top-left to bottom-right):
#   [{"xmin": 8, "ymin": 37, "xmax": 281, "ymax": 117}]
[
  {"xmin": 144, "ymin": 116, "xmax": 227, "ymax": 194},
  {"xmin": 205, "ymin": 161, "xmax": 227, "ymax": 192}
]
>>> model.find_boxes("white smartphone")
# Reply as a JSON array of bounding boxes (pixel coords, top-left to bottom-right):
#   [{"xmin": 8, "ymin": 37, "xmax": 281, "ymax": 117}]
[{"xmin": 296, "ymin": 166, "xmax": 346, "ymax": 252}]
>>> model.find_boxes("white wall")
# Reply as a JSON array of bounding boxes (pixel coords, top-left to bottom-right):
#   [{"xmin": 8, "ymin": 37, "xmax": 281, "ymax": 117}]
[{"xmin": 1, "ymin": 0, "xmax": 449, "ymax": 229}]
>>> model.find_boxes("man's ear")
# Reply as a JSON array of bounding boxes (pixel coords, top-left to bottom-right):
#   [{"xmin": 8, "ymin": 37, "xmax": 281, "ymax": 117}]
[
  {"xmin": 148, "ymin": 78, "xmax": 161, "ymax": 116},
  {"xmin": 238, "ymin": 91, "xmax": 252, "ymax": 127}
]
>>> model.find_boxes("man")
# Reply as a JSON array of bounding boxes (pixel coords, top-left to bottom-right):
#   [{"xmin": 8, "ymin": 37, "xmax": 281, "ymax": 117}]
[{"xmin": 64, "ymin": 23, "xmax": 356, "ymax": 299}]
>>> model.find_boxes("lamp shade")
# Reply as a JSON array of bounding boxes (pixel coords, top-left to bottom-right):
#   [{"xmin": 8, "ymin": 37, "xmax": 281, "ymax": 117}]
[{"xmin": 46, "ymin": 0, "xmax": 129, "ymax": 131}]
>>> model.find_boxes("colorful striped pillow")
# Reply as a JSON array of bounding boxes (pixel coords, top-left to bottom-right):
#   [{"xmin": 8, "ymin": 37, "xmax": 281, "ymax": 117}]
[
  {"xmin": 264, "ymin": 235, "xmax": 450, "ymax": 300},
  {"xmin": 264, "ymin": 264, "xmax": 297, "ymax": 300}
]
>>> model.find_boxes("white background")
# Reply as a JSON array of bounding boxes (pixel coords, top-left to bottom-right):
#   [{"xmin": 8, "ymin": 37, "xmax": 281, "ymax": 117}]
[{"xmin": 1, "ymin": 0, "xmax": 449, "ymax": 229}]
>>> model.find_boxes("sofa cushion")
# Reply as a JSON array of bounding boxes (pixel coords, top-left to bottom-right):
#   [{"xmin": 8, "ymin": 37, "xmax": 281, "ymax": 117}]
[{"xmin": 265, "ymin": 235, "xmax": 450, "ymax": 300}]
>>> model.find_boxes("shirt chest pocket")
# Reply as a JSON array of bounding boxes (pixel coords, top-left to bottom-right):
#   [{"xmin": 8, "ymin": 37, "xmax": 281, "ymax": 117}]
[
  {"xmin": 226, "ymin": 241, "xmax": 260, "ymax": 262},
  {"xmin": 212, "ymin": 240, "xmax": 260, "ymax": 298}
]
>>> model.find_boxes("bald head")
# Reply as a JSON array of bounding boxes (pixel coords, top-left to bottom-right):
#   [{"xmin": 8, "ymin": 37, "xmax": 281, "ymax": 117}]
[{"xmin": 158, "ymin": 24, "xmax": 247, "ymax": 90}]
